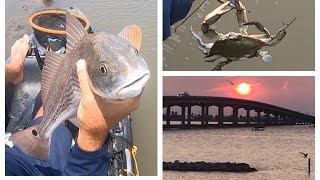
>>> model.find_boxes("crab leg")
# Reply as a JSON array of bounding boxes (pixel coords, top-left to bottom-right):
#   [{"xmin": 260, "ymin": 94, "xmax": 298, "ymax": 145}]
[
  {"xmin": 211, "ymin": 59, "xmax": 233, "ymax": 71},
  {"xmin": 218, "ymin": 0, "xmax": 242, "ymax": 10},
  {"xmin": 191, "ymin": 26, "xmax": 214, "ymax": 55},
  {"xmin": 244, "ymin": 21, "xmax": 271, "ymax": 38},
  {"xmin": 266, "ymin": 18, "xmax": 296, "ymax": 46},
  {"xmin": 269, "ymin": 18, "xmax": 296, "ymax": 45},
  {"xmin": 247, "ymin": 34, "xmax": 270, "ymax": 39},
  {"xmin": 198, "ymin": 45, "xmax": 209, "ymax": 54},
  {"xmin": 201, "ymin": 2, "xmax": 234, "ymax": 39},
  {"xmin": 202, "ymin": 0, "xmax": 249, "ymax": 39},
  {"xmin": 205, "ymin": 56, "xmax": 222, "ymax": 62},
  {"xmin": 236, "ymin": 1, "xmax": 249, "ymax": 35},
  {"xmin": 217, "ymin": 0, "xmax": 249, "ymax": 34}
]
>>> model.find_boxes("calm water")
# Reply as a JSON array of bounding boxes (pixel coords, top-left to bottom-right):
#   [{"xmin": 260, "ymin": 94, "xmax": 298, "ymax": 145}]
[
  {"xmin": 5, "ymin": 0, "xmax": 157, "ymax": 175},
  {"xmin": 164, "ymin": 126, "xmax": 315, "ymax": 180},
  {"xmin": 163, "ymin": 0, "xmax": 314, "ymax": 71}
]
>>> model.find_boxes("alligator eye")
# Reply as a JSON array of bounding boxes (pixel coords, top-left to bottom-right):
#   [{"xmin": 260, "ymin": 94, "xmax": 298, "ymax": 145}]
[{"xmin": 99, "ymin": 64, "xmax": 108, "ymax": 75}]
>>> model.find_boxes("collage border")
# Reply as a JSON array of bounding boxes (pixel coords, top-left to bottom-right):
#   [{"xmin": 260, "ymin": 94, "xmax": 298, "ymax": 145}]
[{"xmin": 0, "ymin": 0, "xmax": 318, "ymax": 179}]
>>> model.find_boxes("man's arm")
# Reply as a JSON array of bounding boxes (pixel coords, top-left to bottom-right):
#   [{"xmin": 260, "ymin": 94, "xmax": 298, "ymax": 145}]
[
  {"xmin": 62, "ymin": 143, "xmax": 111, "ymax": 176},
  {"xmin": 62, "ymin": 59, "xmax": 140, "ymax": 175},
  {"xmin": 5, "ymin": 34, "xmax": 29, "ymax": 87},
  {"xmin": 6, "ymin": 58, "xmax": 140, "ymax": 176}
]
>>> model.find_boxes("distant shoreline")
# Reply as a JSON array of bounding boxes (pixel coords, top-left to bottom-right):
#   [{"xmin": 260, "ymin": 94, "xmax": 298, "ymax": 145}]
[
  {"xmin": 163, "ymin": 124, "xmax": 313, "ymax": 130},
  {"xmin": 163, "ymin": 160, "xmax": 257, "ymax": 172}
]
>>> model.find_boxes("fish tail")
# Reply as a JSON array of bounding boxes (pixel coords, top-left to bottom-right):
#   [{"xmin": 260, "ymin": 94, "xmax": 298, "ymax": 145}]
[{"xmin": 9, "ymin": 126, "xmax": 50, "ymax": 161}]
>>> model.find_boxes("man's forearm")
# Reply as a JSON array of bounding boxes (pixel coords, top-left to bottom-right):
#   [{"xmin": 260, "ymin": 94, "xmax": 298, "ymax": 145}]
[{"xmin": 77, "ymin": 129, "xmax": 109, "ymax": 152}]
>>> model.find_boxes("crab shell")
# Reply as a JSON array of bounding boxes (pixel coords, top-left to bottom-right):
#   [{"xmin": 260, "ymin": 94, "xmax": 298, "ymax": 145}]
[{"xmin": 206, "ymin": 33, "xmax": 268, "ymax": 58}]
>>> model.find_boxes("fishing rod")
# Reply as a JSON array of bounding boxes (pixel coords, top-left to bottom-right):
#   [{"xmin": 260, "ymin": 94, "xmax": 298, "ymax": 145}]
[
  {"xmin": 26, "ymin": 42, "xmax": 45, "ymax": 70},
  {"xmin": 108, "ymin": 116, "xmax": 140, "ymax": 176}
]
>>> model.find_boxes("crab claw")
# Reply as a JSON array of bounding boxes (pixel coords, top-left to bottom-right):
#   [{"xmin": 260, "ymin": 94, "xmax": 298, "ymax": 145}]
[{"xmin": 229, "ymin": 0, "xmax": 241, "ymax": 10}]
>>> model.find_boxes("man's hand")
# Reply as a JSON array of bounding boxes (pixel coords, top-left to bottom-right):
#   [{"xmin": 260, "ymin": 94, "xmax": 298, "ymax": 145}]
[
  {"xmin": 76, "ymin": 59, "xmax": 141, "ymax": 152},
  {"xmin": 5, "ymin": 34, "xmax": 29, "ymax": 86}
]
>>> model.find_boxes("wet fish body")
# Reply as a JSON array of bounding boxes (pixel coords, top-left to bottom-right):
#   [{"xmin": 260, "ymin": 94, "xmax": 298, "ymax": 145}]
[{"xmin": 10, "ymin": 11, "xmax": 150, "ymax": 160}]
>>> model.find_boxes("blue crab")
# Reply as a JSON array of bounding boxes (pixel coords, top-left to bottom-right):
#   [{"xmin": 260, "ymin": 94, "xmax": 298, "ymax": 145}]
[{"xmin": 191, "ymin": 0, "xmax": 296, "ymax": 71}]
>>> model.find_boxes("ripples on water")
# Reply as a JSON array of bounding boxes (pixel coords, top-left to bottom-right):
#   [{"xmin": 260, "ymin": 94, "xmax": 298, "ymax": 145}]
[{"xmin": 164, "ymin": 126, "xmax": 315, "ymax": 180}]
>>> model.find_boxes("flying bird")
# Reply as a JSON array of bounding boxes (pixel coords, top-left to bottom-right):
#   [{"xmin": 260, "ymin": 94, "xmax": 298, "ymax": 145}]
[
  {"xmin": 226, "ymin": 80, "xmax": 235, "ymax": 85},
  {"xmin": 299, "ymin": 152, "xmax": 308, "ymax": 158}
]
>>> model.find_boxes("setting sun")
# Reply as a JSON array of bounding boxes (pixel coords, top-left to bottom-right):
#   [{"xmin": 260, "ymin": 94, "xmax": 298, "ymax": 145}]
[{"xmin": 236, "ymin": 82, "xmax": 251, "ymax": 95}]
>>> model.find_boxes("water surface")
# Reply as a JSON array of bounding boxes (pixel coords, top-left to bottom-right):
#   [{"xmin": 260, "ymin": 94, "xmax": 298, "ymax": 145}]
[
  {"xmin": 163, "ymin": 0, "xmax": 314, "ymax": 71},
  {"xmin": 164, "ymin": 126, "xmax": 315, "ymax": 179}
]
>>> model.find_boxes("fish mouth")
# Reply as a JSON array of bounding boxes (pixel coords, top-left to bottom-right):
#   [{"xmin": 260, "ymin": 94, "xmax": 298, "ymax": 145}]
[
  {"xmin": 115, "ymin": 70, "xmax": 150, "ymax": 99},
  {"xmin": 90, "ymin": 70, "xmax": 150, "ymax": 101}
]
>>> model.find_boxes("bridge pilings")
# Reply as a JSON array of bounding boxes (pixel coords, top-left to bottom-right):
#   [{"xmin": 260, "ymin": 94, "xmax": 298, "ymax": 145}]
[
  {"xmin": 163, "ymin": 96, "xmax": 314, "ymax": 128},
  {"xmin": 233, "ymin": 106, "xmax": 239, "ymax": 126},
  {"xmin": 218, "ymin": 106, "xmax": 224, "ymax": 127},
  {"xmin": 181, "ymin": 106, "xmax": 186, "ymax": 126},
  {"xmin": 166, "ymin": 106, "xmax": 171, "ymax": 126},
  {"xmin": 256, "ymin": 110, "xmax": 261, "ymax": 125},
  {"xmin": 187, "ymin": 106, "xmax": 191, "ymax": 125},
  {"xmin": 246, "ymin": 108, "xmax": 250, "ymax": 125}
]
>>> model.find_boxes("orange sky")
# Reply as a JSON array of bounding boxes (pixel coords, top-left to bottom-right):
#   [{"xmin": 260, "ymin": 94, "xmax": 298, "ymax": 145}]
[{"xmin": 163, "ymin": 76, "xmax": 315, "ymax": 115}]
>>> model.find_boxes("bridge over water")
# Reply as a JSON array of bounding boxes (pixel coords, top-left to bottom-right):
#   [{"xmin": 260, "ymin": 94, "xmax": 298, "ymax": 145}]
[{"xmin": 163, "ymin": 96, "xmax": 315, "ymax": 129}]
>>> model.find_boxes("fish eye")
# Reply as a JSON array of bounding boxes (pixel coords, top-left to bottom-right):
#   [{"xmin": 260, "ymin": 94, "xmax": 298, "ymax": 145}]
[
  {"xmin": 99, "ymin": 64, "xmax": 108, "ymax": 75},
  {"xmin": 32, "ymin": 129, "xmax": 38, "ymax": 136},
  {"xmin": 134, "ymin": 48, "xmax": 138, "ymax": 54}
]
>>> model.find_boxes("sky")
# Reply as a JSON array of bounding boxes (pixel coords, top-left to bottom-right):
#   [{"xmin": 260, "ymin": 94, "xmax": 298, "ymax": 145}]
[{"xmin": 163, "ymin": 76, "xmax": 315, "ymax": 116}]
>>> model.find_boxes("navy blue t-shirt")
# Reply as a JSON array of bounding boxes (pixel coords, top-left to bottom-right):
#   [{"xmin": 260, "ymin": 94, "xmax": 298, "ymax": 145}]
[
  {"xmin": 5, "ymin": 117, "xmax": 111, "ymax": 176},
  {"xmin": 163, "ymin": 0, "xmax": 194, "ymax": 40}
]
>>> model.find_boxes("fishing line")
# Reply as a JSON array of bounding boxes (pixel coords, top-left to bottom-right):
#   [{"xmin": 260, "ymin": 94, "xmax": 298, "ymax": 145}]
[
  {"xmin": 174, "ymin": 0, "xmax": 207, "ymax": 32},
  {"xmin": 111, "ymin": 134, "xmax": 133, "ymax": 148},
  {"xmin": 174, "ymin": 0, "xmax": 252, "ymax": 33}
]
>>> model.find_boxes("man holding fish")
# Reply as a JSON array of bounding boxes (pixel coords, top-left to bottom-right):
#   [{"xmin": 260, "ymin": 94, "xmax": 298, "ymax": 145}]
[{"xmin": 5, "ymin": 11, "xmax": 150, "ymax": 176}]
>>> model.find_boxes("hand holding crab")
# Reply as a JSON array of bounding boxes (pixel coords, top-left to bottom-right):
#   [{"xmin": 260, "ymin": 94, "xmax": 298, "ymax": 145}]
[{"xmin": 191, "ymin": 0, "xmax": 296, "ymax": 71}]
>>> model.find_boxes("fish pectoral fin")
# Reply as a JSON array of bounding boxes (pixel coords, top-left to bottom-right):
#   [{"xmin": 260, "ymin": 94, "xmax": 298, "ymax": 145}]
[
  {"xmin": 9, "ymin": 126, "xmax": 51, "ymax": 161},
  {"xmin": 41, "ymin": 52, "xmax": 66, "ymax": 104},
  {"xmin": 65, "ymin": 11, "xmax": 88, "ymax": 53},
  {"xmin": 118, "ymin": 24, "xmax": 142, "ymax": 51}
]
